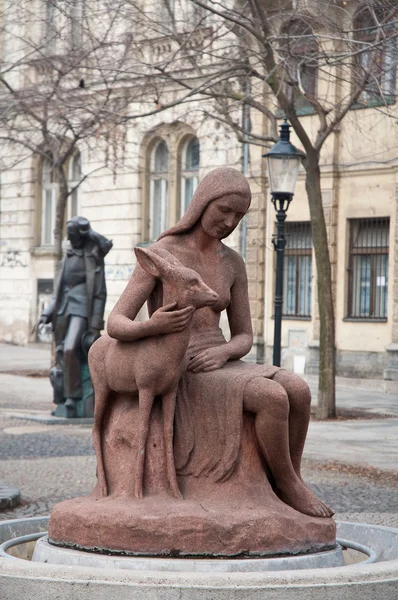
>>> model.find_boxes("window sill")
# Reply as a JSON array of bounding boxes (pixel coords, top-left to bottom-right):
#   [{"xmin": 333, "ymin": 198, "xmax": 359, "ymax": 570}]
[
  {"xmin": 135, "ymin": 241, "xmax": 154, "ymax": 248},
  {"xmin": 343, "ymin": 317, "xmax": 387, "ymax": 323},
  {"xmin": 31, "ymin": 246, "xmax": 55, "ymax": 257},
  {"xmin": 283, "ymin": 315, "xmax": 312, "ymax": 321},
  {"xmin": 271, "ymin": 315, "xmax": 312, "ymax": 321},
  {"xmin": 351, "ymin": 96, "xmax": 396, "ymax": 110},
  {"xmin": 276, "ymin": 106, "xmax": 316, "ymax": 118}
]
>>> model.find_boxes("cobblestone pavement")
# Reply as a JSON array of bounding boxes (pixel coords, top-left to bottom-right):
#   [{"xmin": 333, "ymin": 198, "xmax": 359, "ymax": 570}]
[{"xmin": 0, "ymin": 373, "xmax": 397, "ymax": 529}]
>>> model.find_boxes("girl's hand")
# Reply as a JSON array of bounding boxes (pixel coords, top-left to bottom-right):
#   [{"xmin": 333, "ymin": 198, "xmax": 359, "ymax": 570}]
[
  {"xmin": 188, "ymin": 346, "xmax": 230, "ymax": 372},
  {"xmin": 149, "ymin": 303, "xmax": 194, "ymax": 335}
]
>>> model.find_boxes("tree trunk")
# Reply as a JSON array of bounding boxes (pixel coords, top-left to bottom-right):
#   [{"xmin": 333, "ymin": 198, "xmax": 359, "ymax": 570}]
[
  {"xmin": 304, "ymin": 149, "xmax": 336, "ymax": 419},
  {"xmin": 53, "ymin": 165, "xmax": 69, "ymax": 281}
]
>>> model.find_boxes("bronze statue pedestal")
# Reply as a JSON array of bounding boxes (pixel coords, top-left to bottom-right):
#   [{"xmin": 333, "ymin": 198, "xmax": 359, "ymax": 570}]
[{"xmin": 52, "ymin": 363, "xmax": 94, "ymax": 419}]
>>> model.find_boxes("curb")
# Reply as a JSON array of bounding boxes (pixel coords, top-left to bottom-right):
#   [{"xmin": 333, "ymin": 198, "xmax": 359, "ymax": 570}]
[{"xmin": 0, "ymin": 482, "xmax": 21, "ymax": 511}]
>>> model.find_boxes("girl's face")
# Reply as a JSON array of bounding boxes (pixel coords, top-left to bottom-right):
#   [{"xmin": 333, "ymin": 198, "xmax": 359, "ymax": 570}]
[{"xmin": 200, "ymin": 194, "xmax": 249, "ymax": 240}]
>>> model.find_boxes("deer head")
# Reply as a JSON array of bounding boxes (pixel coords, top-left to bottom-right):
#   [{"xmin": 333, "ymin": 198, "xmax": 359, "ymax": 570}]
[{"xmin": 135, "ymin": 247, "xmax": 218, "ymax": 310}]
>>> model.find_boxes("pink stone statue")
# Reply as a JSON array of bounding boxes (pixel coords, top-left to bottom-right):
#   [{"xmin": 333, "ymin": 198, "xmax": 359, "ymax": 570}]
[{"xmin": 49, "ymin": 167, "xmax": 336, "ymax": 557}]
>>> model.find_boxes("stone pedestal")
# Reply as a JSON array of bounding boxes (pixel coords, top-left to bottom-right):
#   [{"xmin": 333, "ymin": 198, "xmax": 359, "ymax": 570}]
[{"xmin": 49, "ymin": 401, "xmax": 335, "ymax": 557}]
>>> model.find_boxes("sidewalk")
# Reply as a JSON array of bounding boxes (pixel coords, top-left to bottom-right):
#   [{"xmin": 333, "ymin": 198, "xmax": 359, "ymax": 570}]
[
  {"xmin": 0, "ymin": 342, "xmax": 397, "ymax": 476},
  {"xmin": 0, "ymin": 342, "xmax": 51, "ymax": 375}
]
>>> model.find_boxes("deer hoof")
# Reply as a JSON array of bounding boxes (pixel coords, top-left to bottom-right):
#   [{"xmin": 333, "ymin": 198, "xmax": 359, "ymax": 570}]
[
  {"xmin": 170, "ymin": 486, "xmax": 183, "ymax": 500},
  {"xmin": 132, "ymin": 486, "xmax": 144, "ymax": 500}
]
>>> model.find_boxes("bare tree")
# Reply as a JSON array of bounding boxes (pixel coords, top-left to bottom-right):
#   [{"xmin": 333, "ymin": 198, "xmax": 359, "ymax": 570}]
[
  {"xmin": 116, "ymin": 0, "xmax": 398, "ymax": 418},
  {"xmin": 0, "ymin": 0, "xmax": 134, "ymax": 274}
]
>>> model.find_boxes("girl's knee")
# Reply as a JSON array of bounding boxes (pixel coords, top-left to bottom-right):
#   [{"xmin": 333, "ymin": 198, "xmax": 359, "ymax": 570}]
[
  {"xmin": 244, "ymin": 377, "xmax": 289, "ymax": 417},
  {"xmin": 274, "ymin": 371, "xmax": 311, "ymax": 409}
]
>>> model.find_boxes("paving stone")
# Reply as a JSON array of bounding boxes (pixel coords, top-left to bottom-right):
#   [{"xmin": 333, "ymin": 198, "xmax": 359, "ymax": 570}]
[{"xmin": 0, "ymin": 347, "xmax": 397, "ymax": 531}]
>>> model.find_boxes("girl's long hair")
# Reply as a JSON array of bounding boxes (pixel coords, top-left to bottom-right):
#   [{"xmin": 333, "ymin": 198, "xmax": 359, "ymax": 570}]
[{"xmin": 158, "ymin": 167, "xmax": 251, "ymax": 240}]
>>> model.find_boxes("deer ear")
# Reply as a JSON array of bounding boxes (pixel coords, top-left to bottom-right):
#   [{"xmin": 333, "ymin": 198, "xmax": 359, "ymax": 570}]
[
  {"xmin": 134, "ymin": 247, "xmax": 160, "ymax": 276},
  {"xmin": 134, "ymin": 247, "xmax": 171, "ymax": 277}
]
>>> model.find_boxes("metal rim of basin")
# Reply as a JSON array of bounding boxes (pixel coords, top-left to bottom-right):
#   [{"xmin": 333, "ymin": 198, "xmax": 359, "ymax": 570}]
[
  {"xmin": 0, "ymin": 532, "xmax": 47, "ymax": 559},
  {"xmin": 0, "ymin": 532, "xmax": 376, "ymax": 566}
]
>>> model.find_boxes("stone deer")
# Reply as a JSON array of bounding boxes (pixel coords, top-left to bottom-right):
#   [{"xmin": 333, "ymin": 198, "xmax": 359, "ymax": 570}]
[{"xmin": 89, "ymin": 247, "xmax": 219, "ymax": 500}]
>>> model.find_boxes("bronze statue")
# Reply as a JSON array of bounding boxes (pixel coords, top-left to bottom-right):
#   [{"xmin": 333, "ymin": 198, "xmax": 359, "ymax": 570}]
[
  {"xmin": 49, "ymin": 169, "xmax": 335, "ymax": 557},
  {"xmin": 39, "ymin": 216, "xmax": 112, "ymax": 418}
]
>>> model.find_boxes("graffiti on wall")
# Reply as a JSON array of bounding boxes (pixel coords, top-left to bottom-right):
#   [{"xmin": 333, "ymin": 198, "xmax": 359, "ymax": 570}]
[
  {"xmin": 105, "ymin": 264, "xmax": 134, "ymax": 280},
  {"xmin": 1, "ymin": 250, "xmax": 27, "ymax": 268}
]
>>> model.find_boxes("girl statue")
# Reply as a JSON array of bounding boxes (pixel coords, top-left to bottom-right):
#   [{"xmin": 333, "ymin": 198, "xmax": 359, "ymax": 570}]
[
  {"xmin": 106, "ymin": 167, "xmax": 333, "ymax": 520},
  {"xmin": 48, "ymin": 168, "xmax": 335, "ymax": 557}
]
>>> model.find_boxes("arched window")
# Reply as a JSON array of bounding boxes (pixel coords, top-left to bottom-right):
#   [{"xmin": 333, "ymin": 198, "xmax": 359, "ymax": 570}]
[
  {"xmin": 41, "ymin": 156, "xmax": 57, "ymax": 245},
  {"xmin": 280, "ymin": 19, "xmax": 318, "ymax": 109},
  {"xmin": 68, "ymin": 152, "xmax": 81, "ymax": 219},
  {"xmin": 353, "ymin": 7, "xmax": 397, "ymax": 104},
  {"xmin": 180, "ymin": 137, "xmax": 200, "ymax": 216},
  {"xmin": 150, "ymin": 140, "xmax": 169, "ymax": 240}
]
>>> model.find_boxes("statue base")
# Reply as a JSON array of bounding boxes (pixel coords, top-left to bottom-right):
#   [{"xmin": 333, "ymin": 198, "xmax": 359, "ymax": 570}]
[
  {"xmin": 52, "ymin": 363, "xmax": 94, "ymax": 419},
  {"xmin": 48, "ymin": 403, "xmax": 336, "ymax": 557},
  {"xmin": 49, "ymin": 492, "xmax": 335, "ymax": 557}
]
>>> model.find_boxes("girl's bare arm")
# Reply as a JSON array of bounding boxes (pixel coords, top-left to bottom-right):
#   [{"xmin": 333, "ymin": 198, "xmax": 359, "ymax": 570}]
[{"xmin": 107, "ymin": 262, "xmax": 194, "ymax": 342}]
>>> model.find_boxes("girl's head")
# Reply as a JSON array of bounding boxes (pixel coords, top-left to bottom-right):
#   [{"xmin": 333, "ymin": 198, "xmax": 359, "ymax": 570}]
[{"xmin": 158, "ymin": 167, "xmax": 251, "ymax": 240}]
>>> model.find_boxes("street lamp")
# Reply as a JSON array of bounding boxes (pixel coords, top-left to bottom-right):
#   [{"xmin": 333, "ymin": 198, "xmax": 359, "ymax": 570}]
[{"xmin": 263, "ymin": 120, "xmax": 306, "ymax": 367}]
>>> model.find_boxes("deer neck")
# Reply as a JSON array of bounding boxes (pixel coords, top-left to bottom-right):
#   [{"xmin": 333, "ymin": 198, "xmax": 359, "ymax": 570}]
[
  {"xmin": 161, "ymin": 287, "xmax": 193, "ymax": 355},
  {"xmin": 162, "ymin": 285, "xmax": 190, "ymax": 311}
]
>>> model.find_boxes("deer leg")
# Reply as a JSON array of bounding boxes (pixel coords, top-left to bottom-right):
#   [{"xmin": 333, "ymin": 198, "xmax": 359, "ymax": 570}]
[
  {"xmin": 133, "ymin": 388, "xmax": 155, "ymax": 500},
  {"xmin": 162, "ymin": 390, "xmax": 182, "ymax": 500},
  {"xmin": 92, "ymin": 382, "xmax": 111, "ymax": 498}
]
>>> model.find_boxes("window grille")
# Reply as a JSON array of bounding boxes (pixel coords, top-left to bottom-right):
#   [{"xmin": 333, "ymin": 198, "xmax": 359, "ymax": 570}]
[
  {"xmin": 348, "ymin": 218, "xmax": 389, "ymax": 319},
  {"xmin": 283, "ymin": 222, "xmax": 312, "ymax": 317}
]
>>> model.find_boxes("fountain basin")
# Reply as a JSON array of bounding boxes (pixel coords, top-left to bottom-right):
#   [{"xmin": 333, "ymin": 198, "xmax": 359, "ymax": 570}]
[{"xmin": 1, "ymin": 516, "xmax": 398, "ymax": 599}]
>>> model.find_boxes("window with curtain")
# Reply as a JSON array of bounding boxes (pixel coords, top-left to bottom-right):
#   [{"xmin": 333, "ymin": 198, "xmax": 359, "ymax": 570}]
[
  {"xmin": 353, "ymin": 7, "xmax": 397, "ymax": 104},
  {"xmin": 161, "ymin": 0, "xmax": 176, "ymax": 24},
  {"xmin": 68, "ymin": 152, "xmax": 81, "ymax": 219},
  {"xmin": 70, "ymin": 0, "xmax": 84, "ymax": 50},
  {"xmin": 282, "ymin": 222, "xmax": 312, "ymax": 317},
  {"xmin": 45, "ymin": 0, "xmax": 59, "ymax": 54},
  {"xmin": 40, "ymin": 151, "xmax": 82, "ymax": 246},
  {"xmin": 347, "ymin": 218, "xmax": 389, "ymax": 319},
  {"xmin": 280, "ymin": 19, "xmax": 318, "ymax": 110},
  {"xmin": 41, "ymin": 157, "xmax": 57, "ymax": 246},
  {"xmin": 150, "ymin": 140, "xmax": 169, "ymax": 240},
  {"xmin": 180, "ymin": 137, "xmax": 199, "ymax": 216},
  {"xmin": 188, "ymin": 2, "xmax": 207, "ymax": 28}
]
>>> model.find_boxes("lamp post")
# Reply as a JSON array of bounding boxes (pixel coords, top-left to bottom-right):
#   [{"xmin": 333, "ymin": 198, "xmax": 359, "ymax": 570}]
[{"xmin": 263, "ymin": 120, "xmax": 306, "ymax": 367}]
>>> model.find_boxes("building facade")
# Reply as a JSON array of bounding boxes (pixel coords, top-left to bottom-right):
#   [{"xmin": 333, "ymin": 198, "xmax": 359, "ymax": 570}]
[{"xmin": 0, "ymin": 0, "xmax": 397, "ymax": 385}]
